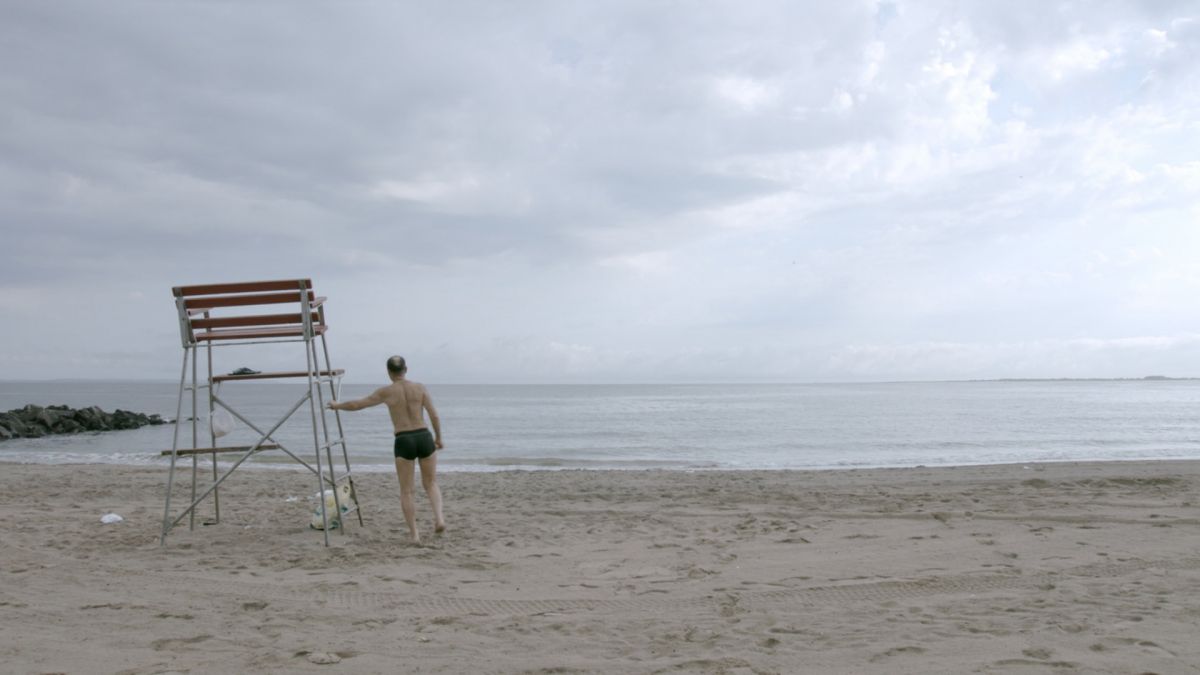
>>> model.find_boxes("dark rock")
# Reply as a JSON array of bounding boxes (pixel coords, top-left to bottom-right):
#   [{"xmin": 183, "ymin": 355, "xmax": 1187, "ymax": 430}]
[
  {"xmin": 72, "ymin": 406, "xmax": 106, "ymax": 429},
  {"xmin": 52, "ymin": 418, "xmax": 84, "ymax": 434},
  {"xmin": 110, "ymin": 409, "xmax": 142, "ymax": 430},
  {"xmin": 1, "ymin": 414, "xmax": 32, "ymax": 437},
  {"xmin": 0, "ymin": 404, "xmax": 168, "ymax": 441},
  {"xmin": 35, "ymin": 408, "xmax": 60, "ymax": 431}
]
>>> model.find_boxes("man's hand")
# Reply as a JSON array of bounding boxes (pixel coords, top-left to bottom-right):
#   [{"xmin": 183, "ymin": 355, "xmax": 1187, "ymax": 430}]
[
  {"xmin": 435, "ymin": 439, "xmax": 444, "ymax": 450},
  {"xmin": 326, "ymin": 401, "xmax": 340, "ymax": 411}
]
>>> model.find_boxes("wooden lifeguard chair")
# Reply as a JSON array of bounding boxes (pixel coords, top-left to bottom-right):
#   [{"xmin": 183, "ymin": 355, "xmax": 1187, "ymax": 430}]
[{"xmin": 160, "ymin": 279, "xmax": 362, "ymax": 546}]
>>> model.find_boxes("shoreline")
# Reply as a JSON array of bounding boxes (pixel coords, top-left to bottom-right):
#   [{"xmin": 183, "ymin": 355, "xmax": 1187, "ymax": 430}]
[
  {"xmin": 4, "ymin": 459, "xmax": 1199, "ymax": 672},
  {"xmin": 10, "ymin": 455, "xmax": 1200, "ymax": 473}
]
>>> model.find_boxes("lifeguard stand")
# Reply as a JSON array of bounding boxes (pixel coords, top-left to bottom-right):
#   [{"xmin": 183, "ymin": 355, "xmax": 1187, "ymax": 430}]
[{"xmin": 160, "ymin": 279, "xmax": 362, "ymax": 546}]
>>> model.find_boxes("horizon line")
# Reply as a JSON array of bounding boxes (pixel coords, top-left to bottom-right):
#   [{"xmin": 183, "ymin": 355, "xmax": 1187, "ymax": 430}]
[{"xmin": 2, "ymin": 376, "xmax": 1197, "ymax": 386}]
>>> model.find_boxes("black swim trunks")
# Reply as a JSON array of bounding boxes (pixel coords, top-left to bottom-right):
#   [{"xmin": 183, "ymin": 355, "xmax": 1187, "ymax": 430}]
[{"xmin": 393, "ymin": 428, "xmax": 436, "ymax": 461}]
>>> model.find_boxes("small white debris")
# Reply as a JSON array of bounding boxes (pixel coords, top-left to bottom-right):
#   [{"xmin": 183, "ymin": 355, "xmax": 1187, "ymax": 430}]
[
  {"xmin": 285, "ymin": 496, "xmax": 300, "ymax": 502},
  {"xmin": 307, "ymin": 651, "xmax": 342, "ymax": 665},
  {"xmin": 100, "ymin": 513, "xmax": 124, "ymax": 524}
]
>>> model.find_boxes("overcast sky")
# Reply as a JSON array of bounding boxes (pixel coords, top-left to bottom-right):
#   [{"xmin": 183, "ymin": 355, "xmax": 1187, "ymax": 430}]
[{"xmin": 1, "ymin": 1, "xmax": 1197, "ymax": 383}]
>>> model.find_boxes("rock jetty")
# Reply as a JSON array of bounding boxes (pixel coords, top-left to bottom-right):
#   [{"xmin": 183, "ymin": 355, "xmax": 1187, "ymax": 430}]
[{"xmin": 0, "ymin": 404, "xmax": 167, "ymax": 440}]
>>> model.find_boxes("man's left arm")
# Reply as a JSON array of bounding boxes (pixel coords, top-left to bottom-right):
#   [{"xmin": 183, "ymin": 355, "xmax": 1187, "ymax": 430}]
[{"xmin": 328, "ymin": 387, "xmax": 386, "ymax": 411}]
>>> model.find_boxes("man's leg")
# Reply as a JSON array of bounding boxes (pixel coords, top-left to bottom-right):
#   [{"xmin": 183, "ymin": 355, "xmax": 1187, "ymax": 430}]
[
  {"xmin": 393, "ymin": 457, "xmax": 420, "ymax": 543},
  {"xmin": 418, "ymin": 453, "xmax": 446, "ymax": 533}
]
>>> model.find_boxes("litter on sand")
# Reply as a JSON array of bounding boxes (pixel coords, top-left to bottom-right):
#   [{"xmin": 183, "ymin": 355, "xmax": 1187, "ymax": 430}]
[{"xmin": 100, "ymin": 513, "xmax": 124, "ymax": 524}]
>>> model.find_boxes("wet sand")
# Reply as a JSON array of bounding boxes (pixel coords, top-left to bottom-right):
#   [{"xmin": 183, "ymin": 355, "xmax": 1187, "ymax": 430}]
[{"xmin": 2, "ymin": 460, "xmax": 1199, "ymax": 673}]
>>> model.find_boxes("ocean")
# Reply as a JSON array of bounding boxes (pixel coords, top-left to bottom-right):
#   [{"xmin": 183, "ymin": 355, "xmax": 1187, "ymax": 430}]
[{"xmin": 1, "ymin": 380, "xmax": 1198, "ymax": 472}]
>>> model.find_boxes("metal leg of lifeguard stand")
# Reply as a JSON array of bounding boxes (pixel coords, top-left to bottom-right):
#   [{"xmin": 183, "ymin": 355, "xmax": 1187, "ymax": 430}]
[
  {"xmin": 206, "ymin": 321, "xmax": 220, "ymax": 524},
  {"xmin": 161, "ymin": 347, "xmax": 190, "ymax": 545},
  {"xmin": 321, "ymin": 333, "xmax": 362, "ymax": 526},
  {"xmin": 309, "ymin": 336, "xmax": 349, "ymax": 535},
  {"xmin": 302, "ymin": 310, "xmax": 332, "ymax": 546},
  {"xmin": 308, "ymin": 338, "xmax": 341, "ymax": 536},
  {"xmin": 189, "ymin": 344, "xmax": 198, "ymax": 531}
]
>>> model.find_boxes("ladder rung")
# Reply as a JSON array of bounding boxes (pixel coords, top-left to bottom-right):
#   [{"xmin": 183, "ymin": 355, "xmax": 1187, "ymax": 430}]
[
  {"xmin": 318, "ymin": 438, "xmax": 346, "ymax": 451},
  {"xmin": 324, "ymin": 472, "xmax": 354, "ymax": 485}
]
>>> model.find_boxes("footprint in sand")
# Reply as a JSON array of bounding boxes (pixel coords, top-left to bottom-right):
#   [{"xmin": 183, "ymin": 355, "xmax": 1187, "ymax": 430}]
[
  {"xmin": 994, "ymin": 658, "xmax": 1080, "ymax": 668},
  {"xmin": 151, "ymin": 635, "xmax": 212, "ymax": 651},
  {"xmin": 1090, "ymin": 637, "xmax": 1178, "ymax": 657},
  {"xmin": 870, "ymin": 645, "xmax": 926, "ymax": 662}
]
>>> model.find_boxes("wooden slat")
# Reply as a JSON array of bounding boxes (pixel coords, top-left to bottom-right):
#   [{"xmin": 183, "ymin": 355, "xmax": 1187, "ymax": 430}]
[
  {"xmin": 160, "ymin": 444, "xmax": 281, "ymax": 457},
  {"xmin": 188, "ymin": 306, "xmax": 323, "ymax": 320},
  {"xmin": 190, "ymin": 313, "xmax": 316, "ymax": 330},
  {"xmin": 194, "ymin": 325, "xmax": 328, "ymax": 342},
  {"xmin": 184, "ymin": 292, "xmax": 320, "ymax": 311},
  {"xmin": 174, "ymin": 279, "xmax": 311, "ymax": 297}
]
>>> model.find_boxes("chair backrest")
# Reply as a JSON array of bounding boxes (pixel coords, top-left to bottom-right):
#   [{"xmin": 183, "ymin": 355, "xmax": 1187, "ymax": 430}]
[{"xmin": 172, "ymin": 279, "xmax": 326, "ymax": 346}]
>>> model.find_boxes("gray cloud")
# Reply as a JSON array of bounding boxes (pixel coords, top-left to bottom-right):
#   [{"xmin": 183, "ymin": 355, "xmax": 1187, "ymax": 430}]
[{"xmin": 1, "ymin": 1, "xmax": 1197, "ymax": 382}]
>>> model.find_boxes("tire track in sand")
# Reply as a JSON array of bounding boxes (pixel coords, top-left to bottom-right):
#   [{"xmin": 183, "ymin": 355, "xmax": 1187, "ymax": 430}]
[{"xmin": 10, "ymin": 543, "xmax": 1197, "ymax": 616}]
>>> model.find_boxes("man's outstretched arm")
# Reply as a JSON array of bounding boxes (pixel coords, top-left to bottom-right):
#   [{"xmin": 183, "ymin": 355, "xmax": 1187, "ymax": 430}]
[{"xmin": 328, "ymin": 388, "xmax": 386, "ymax": 412}]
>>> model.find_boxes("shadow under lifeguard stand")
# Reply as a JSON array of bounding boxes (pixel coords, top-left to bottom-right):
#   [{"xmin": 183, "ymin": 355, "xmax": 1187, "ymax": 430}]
[{"xmin": 160, "ymin": 279, "xmax": 362, "ymax": 546}]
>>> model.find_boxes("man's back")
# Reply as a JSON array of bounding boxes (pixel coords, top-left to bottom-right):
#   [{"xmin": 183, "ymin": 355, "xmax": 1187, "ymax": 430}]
[{"xmin": 377, "ymin": 379, "xmax": 428, "ymax": 433}]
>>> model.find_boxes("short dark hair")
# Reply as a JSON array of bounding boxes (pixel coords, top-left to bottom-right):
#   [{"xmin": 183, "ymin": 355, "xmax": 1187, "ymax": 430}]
[{"xmin": 386, "ymin": 355, "xmax": 407, "ymax": 374}]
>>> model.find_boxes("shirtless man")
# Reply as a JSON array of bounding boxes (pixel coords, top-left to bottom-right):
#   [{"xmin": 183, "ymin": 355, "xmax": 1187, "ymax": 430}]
[{"xmin": 328, "ymin": 355, "xmax": 445, "ymax": 543}]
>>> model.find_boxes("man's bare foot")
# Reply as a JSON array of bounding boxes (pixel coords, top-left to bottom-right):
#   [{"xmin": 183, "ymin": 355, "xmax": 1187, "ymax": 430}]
[{"xmin": 434, "ymin": 522, "xmax": 446, "ymax": 534}]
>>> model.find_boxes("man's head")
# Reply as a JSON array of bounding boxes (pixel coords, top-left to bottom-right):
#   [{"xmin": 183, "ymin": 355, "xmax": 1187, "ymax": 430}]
[{"xmin": 386, "ymin": 355, "xmax": 407, "ymax": 378}]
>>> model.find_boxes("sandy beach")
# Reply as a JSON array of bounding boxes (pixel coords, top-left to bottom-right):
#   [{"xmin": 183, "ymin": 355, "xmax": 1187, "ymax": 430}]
[{"xmin": 2, "ymin": 460, "xmax": 1199, "ymax": 674}]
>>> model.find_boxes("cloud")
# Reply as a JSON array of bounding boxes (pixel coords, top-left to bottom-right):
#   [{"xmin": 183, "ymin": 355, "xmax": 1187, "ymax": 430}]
[
  {"xmin": 713, "ymin": 75, "xmax": 780, "ymax": 112},
  {"xmin": 1042, "ymin": 39, "xmax": 1117, "ymax": 81},
  {"xmin": 0, "ymin": 1, "xmax": 1197, "ymax": 382}
]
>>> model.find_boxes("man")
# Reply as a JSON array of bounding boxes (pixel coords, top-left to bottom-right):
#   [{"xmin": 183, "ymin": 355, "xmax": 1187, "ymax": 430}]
[{"xmin": 328, "ymin": 355, "xmax": 445, "ymax": 543}]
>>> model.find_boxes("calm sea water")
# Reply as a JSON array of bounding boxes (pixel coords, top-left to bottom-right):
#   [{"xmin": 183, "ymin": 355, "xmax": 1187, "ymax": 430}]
[{"xmin": 1, "ymin": 380, "xmax": 1198, "ymax": 472}]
